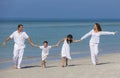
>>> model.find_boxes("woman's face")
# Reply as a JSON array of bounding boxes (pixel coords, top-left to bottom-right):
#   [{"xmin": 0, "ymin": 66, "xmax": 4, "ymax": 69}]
[{"xmin": 94, "ymin": 24, "xmax": 98, "ymax": 31}]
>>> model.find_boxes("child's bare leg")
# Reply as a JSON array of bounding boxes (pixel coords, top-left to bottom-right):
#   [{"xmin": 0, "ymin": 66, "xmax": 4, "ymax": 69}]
[
  {"xmin": 65, "ymin": 58, "xmax": 68, "ymax": 67},
  {"xmin": 41, "ymin": 60, "xmax": 46, "ymax": 68},
  {"xmin": 62, "ymin": 57, "xmax": 66, "ymax": 67},
  {"xmin": 43, "ymin": 60, "xmax": 46, "ymax": 68},
  {"xmin": 41, "ymin": 61, "xmax": 44, "ymax": 67}
]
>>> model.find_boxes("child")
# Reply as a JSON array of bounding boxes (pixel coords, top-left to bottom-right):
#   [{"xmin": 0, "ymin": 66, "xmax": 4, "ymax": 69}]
[
  {"xmin": 56, "ymin": 34, "xmax": 81, "ymax": 67},
  {"xmin": 34, "ymin": 41, "xmax": 57, "ymax": 68}
]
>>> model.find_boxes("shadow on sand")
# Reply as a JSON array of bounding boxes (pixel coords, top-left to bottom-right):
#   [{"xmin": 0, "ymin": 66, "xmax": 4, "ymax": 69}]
[{"xmin": 22, "ymin": 65, "xmax": 40, "ymax": 69}]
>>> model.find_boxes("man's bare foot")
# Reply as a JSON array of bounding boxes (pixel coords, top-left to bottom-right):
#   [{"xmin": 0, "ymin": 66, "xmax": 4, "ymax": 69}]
[
  {"xmin": 17, "ymin": 67, "xmax": 21, "ymax": 69},
  {"xmin": 13, "ymin": 65, "xmax": 17, "ymax": 69}
]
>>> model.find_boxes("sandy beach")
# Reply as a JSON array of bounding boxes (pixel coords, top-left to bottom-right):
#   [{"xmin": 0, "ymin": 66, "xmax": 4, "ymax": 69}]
[{"xmin": 0, "ymin": 53, "xmax": 120, "ymax": 78}]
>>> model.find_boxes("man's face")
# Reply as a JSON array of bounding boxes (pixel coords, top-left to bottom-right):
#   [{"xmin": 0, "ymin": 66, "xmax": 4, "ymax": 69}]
[{"xmin": 18, "ymin": 26, "xmax": 23, "ymax": 32}]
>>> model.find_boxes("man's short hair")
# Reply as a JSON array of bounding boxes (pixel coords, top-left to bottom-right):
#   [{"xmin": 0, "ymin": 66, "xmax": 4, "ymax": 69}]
[{"xmin": 18, "ymin": 24, "xmax": 23, "ymax": 29}]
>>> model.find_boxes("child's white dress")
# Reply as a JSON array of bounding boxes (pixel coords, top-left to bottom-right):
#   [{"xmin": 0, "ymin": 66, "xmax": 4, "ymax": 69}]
[{"xmin": 61, "ymin": 40, "xmax": 71, "ymax": 59}]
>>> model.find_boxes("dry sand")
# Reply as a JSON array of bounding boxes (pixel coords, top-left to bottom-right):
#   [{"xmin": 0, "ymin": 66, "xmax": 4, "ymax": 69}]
[{"xmin": 0, "ymin": 53, "xmax": 120, "ymax": 78}]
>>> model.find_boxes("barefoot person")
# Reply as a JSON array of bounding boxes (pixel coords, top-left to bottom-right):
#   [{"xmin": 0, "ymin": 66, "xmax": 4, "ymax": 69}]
[
  {"xmin": 34, "ymin": 41, "xmax": 57, "ymax": 68},
  {"xmin": 80, "ymin": 23, "xmax": 116, "ymax": 65},
  {"xmin": 2, "ymin": 24, "xmax": 35, "ymax": 69},
  {"xmin": 57, "ymin": 34, "xmax": 81, "ymax": 67}
]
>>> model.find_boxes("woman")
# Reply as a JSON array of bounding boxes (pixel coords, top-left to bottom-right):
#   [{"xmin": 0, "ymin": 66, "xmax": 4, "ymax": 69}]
[
  {"xmin": 57, "ymin": 34, "xmax": 81, "ymax": 67},
  {"xmin": 80, "ymin": 23, "xmax": 116, "ymax": 65}
]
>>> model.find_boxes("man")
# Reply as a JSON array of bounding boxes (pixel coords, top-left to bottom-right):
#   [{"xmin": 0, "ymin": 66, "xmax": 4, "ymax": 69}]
[{"xmin": 2, "ymin": 24, "xmax": 35, "ymax": 69}]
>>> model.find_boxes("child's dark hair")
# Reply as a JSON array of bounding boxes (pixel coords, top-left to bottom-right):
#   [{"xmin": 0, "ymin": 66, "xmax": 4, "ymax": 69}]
[
  {"xmin": 43, "ymin": 41, "xmax": 48, "ymax": 44},
  {"xmin": 67, "ymin": 34, "xmax": 73, "ymax": 44}
]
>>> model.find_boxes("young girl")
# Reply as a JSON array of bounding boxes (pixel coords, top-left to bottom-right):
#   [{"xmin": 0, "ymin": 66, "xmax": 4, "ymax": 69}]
[
  {"xmin": 57, "ymin": 34, "xmax": 81, "ymax": 67},
  {"xmin": 34, "ymin": 41, "xmax": 57, "ymax": 68},
  {"xmin": 80, "ymin": 23, "xmax": 116, "ymax": 65}
]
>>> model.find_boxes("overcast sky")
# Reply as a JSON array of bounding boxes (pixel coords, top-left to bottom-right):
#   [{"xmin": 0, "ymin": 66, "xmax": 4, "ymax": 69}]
[{"xmin": 0, "ymin": 0, "xmax": 120, "ymax": 19}]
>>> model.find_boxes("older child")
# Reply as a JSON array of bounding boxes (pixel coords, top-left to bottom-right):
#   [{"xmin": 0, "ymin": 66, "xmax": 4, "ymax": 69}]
[{"xmin": 57, "ymin": 34, "xmax": 81, "ymax": 67}]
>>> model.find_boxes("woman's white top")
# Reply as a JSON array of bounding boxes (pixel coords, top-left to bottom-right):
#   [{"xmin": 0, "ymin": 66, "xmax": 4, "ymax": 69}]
[{"xmin": 81, "ymin": 29, "xmax": 115, "ymax": 44}]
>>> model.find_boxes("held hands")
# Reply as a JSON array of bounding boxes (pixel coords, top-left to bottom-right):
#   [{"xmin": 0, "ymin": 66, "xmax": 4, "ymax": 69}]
[
  {"xmin": 114, "ymin": 31, "xmax": 118, "ymax": 35},
  {"xmin": 33, "ymin": 44, "xmax": 40, "ymax": 48},
  {"xmin": 56, "ymin": 44, "xmax": 59, "ymax": 47},
  {"xmin": 2, "ymin": 41, "xmax": 6, "ymax": 47}
]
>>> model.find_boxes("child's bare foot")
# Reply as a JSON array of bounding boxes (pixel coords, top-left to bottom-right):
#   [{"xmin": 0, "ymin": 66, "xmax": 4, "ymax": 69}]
[
  {"xmin": 96, "ymin": 62, "xmax": 99, "ymax": 65},
  {"xmin": 61, "ymin": 65, "xmax": 64, "ymax": 67},
  {"xmin": 40, "ymin": 62, "xmax": 44, "ymax": 67},
  {"xmin": 65, "ymin": 63, "xmax": 68, "ymax": 67},
  {"xmin": 43, "ymin": 65, "xmax": 46, "ymax": 68},
  {"xmin": 41, "ymin": 61, "xmax": 46, "ymax": 68}
]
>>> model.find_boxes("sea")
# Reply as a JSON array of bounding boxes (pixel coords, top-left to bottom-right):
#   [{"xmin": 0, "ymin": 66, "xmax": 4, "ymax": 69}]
[{"xmin": 0, "ymin": 19, "xmax": 120, "ymax": 69}]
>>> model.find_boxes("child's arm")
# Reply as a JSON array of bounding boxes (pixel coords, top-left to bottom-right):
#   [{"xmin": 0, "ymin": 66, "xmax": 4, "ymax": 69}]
[
  {"xmin": 51, "ymin": 45, "xmax": 57, "ymax": 48},
  {"xmin": 73, "ymin": 39, "xmax": 81, "ymax": 43},
  {"xmin": 56, "ymin": 38, "xmax": 65, "ymax": 47},
  {"xmin": 33, "ymin": 44, "xmax": 40, "ymax": 48}
]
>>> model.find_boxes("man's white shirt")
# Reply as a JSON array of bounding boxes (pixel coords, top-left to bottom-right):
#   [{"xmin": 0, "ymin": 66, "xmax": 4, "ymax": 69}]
[{"xmin": 10, "ymin": 30, "xmax": 29, "ymax": 49}]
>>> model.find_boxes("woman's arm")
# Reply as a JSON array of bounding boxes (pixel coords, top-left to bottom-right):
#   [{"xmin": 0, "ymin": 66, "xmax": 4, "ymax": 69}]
[
  {"xmin": 80, "ymin": 30, "xmax": 93, "ymax": 40},
  {"xmin": 100, "ymin": 31, "xmax": 116, "ymax": 35}
]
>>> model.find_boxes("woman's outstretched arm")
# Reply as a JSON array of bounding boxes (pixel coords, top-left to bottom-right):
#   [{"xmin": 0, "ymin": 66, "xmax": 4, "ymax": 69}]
[
  {"xmin": 100, "ymin": 31, "xmax": 116, "ymax": 35},
  {"xmin": 80, "ymin": 30, "xmax": 93, "ymax": 40}
]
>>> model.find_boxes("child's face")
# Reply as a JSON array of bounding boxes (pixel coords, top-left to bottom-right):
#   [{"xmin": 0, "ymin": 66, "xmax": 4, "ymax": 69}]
[
  {"xmin": 43, "ymin": 43, "xmax": 48, "ymax": 48},
  {"xmin": 67, "ymin": 37, "xmax": 72, "ymax": 40}
]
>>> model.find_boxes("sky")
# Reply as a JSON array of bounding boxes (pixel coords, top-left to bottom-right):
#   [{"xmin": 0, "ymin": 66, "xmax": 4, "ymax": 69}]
[{"xmin": 0, "ymin": 0, "xmax": 120, "ymax": 20}]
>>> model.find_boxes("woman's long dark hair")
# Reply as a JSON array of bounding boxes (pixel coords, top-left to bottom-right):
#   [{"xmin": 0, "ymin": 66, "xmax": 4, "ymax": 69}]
[
  {"xmin": 67, "ymin": 34, "xmax": 73, "ymax": 44},
  {"xmin": 95, "ymin": 23, "xmax": 102, "ymax": 31}
]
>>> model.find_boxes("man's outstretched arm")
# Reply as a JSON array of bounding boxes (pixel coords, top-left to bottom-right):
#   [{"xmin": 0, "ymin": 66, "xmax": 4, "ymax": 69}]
[
  {"xmin": 2, "ymin": 37, "xmax": 11, "ymax": 46},
  {"xmin": 27, "ymin": 37, "xmax": 35, "ymax": 47}
]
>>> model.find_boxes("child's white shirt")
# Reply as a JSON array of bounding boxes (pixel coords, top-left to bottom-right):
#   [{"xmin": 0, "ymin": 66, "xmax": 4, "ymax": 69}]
[{"xmin": 39, "ymin": 46, "xmax": 52, "ymax": 56}]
